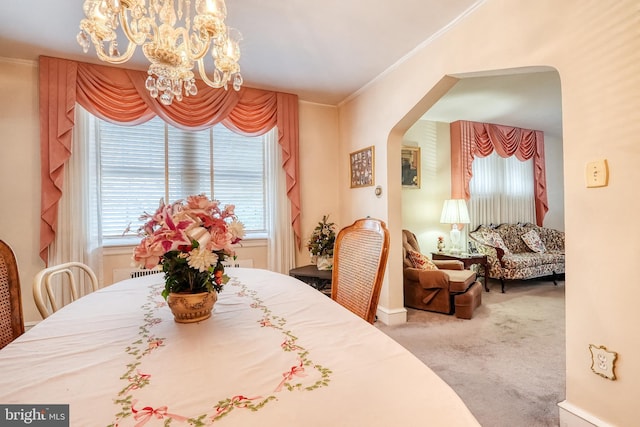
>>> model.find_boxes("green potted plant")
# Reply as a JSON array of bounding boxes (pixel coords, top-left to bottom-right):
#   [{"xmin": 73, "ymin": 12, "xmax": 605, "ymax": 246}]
[
  {"xmin": 307, "ymin": 215, "xmax": 336, "ymax": 270},
  {"xmin": 133, "ymin": 194, "xmax": 245, "ymax": 322}
]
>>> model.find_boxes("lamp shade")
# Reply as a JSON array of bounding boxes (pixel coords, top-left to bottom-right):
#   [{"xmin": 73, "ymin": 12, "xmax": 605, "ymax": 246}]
[{"xmin": 440, "ymin": 199, "xmax": 470, "ymax": 224}]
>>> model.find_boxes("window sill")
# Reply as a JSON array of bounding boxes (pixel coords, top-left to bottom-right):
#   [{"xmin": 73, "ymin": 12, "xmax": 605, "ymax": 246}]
[{"xmin": 102, "ymin": 237, "xmax": 268, "ymax": 255}]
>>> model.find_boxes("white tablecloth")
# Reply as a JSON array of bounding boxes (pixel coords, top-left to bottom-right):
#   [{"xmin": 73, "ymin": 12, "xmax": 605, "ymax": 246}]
[{"xmin": 0, "ymin": 268, "xmax": 479, "ymax": 426}]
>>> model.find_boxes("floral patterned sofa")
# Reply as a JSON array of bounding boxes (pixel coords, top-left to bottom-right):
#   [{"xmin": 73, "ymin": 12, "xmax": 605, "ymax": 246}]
[{"xmin": 469, "ymin": 223, "xmax": 565, "ymax": 292}]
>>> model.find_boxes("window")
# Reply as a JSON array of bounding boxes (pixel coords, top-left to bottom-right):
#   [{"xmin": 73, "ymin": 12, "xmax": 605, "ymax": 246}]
[
  {"xmin": 90, "ymin": 115, "xmax": 267, "ymax": 243},
  {"xmin": 468, "ymin": 152, "xmax": 536, "ymax": 227}
]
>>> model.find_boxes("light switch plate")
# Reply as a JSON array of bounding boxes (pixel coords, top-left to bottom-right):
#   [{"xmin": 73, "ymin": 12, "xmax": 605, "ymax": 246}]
[{"xmin": 586, "ymin": 159, "xmax": 609, "ymax": 188}]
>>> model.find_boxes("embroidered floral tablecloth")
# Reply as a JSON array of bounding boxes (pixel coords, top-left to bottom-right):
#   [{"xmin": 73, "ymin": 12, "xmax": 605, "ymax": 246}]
[{"xmin": 0, "ymin": 268, "xmax": 479, "ymax": 426}]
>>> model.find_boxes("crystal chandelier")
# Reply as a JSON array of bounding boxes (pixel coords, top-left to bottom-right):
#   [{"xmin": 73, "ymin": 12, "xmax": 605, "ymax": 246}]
[{"xmin": 77, "ymin": 0, "xmax": 243, "ymax": 105}]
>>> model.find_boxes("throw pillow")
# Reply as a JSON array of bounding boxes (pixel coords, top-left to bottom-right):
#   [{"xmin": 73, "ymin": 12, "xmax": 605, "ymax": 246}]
[
  {"xmin": 407, "ymin": 250, "xmax": 438, "ymax": 271},
  {"xmin": 521, "ymin": 229, "xmax": 546, "ymax": 253},
  {"xmin": 481, "ymin": 230, "xmax": 511, "ymax": 254}
]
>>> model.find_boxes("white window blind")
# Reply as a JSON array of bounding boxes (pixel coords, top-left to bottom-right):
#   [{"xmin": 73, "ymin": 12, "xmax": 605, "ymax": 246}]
[
  {"xmin": 468, "ymin": 152, "xmax": 536, "ymax": 228},
  {"xmin": 93, "ymin": 115, "xmax": 266, "ymax": 241},
  {"xmin": 99, "ymin": 118, "xmax": 166, "ymax": 239},
  {"xmin": 167, "ymin": 126, "xmax": 212, "ymax": 201},
  {"xmin": 211, "ymin": 126, "xmax": 266, "ymax": 233}
]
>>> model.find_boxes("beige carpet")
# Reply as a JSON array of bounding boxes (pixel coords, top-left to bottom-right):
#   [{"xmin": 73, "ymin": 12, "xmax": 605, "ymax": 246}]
[{"xmin": 377, "ymin": 279, "xmax": 565, "ymax": 427}]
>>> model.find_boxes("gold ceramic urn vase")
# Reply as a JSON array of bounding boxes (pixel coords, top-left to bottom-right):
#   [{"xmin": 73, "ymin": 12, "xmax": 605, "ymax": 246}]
[{"xmin": 167, "ymin": 291, "xmax": 218, "ymax": 323}]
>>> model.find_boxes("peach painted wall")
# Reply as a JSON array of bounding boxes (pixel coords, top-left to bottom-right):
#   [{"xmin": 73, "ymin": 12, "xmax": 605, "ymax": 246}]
[
  {"xmin": 337, "ymin": 0, "xmax": 639, "ymax": 425},
  {"xmin": 296, "ymin": 101, "xmax": 341, "ymax": 265},
  {"xmin": 401, "ymin": 120, "xmax": 454, "ymax": 253},
  {"xmin": 0, "ymin": 58, "xmax": 41, "ymax": 324}
]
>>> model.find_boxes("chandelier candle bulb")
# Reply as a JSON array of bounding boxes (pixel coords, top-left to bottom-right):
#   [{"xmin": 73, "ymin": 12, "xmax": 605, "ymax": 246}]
[{"xmin": 203, "ymin": 0, "xmax": 225, "ymax": 16}]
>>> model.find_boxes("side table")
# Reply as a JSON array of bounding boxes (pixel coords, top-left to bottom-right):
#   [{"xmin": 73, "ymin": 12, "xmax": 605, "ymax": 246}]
[
  {"xmin": 431, "ymin": 252, "xmax": 489, "ymax": 292},
  {"xmin": 289, "ymin": 265, "xmax": 332, "ymax": 296}
]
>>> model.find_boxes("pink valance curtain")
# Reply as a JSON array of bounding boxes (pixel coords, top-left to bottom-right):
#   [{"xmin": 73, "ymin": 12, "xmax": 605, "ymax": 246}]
[
  {"xmin": 450, "ymin": 120, "xmax": 548, "ymax": 226},
  {"xmin": 39, "ymin": 56, "xmax": 301, "ymax": 264}
]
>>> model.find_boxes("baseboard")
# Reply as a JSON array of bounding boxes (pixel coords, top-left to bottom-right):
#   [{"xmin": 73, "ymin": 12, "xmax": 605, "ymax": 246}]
[
  {"xmin": 376, "ymin": 306, "xmax": 407, "ymax": 325},
  {"xmin": 558, "ymin": 400, "xmax": 611, "ymax": 427}
]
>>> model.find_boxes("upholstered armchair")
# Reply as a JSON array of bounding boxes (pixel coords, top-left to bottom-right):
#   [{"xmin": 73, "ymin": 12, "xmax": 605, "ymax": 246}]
[{"xmin": 402, "ymin": 230, "xmax": 482, "ymax": 319}]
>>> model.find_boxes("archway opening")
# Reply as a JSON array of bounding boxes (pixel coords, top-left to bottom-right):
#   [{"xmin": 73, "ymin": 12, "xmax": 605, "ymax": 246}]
[{"xmin": 384, "ymin": 66, "xmax": 565, "ymax": 426}]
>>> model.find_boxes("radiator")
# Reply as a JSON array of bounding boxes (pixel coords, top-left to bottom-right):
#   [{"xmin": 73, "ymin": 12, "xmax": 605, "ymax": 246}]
[
  {"xmin": 112, "ymin": 259, "xmax": 253, "ymax": 283},
  {"xmin": 112, "ymin": 267, "xmax": 162, "ymax": 283},
  {"xmin": 221, "ymin": 259, "xmax": 254, "ymax": 268},
  {"xmin": 130, "ymin": 269, "xmax": 163, "ymax": 278}
]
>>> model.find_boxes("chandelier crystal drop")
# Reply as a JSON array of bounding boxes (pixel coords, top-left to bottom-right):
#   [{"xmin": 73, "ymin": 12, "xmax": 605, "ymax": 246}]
[{"xmin": 78, "ymin": 0, "xmax": 243, "ymax": 105}]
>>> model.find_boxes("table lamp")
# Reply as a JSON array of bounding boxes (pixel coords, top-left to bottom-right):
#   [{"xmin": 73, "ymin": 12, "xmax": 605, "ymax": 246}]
[{"xmin": 440, "ymin": 199, "xmax": 470, "ymax": 253}]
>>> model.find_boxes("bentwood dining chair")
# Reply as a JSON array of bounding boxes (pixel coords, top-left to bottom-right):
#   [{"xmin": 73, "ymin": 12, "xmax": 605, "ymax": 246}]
[
  {"xmin": 33, "ymin": 262, "xmax": 99, "ymax": 319},
  {"xmin": 331, "ymin": 218, "xmax": 390, "ymax": 324},
  {"xmin": 0, "ymin": 240, "xmax": 25, "ymax": 349}
]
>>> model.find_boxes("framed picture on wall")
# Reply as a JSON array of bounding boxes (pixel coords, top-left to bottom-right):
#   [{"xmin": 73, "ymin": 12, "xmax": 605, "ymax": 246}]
[
  {"xmin": 350, "ymin": 146, "xmax": 375, "ymax": 188},
  {"xmin": 401, "ymin": 146, "xmax": 420, "ymax": 188}
]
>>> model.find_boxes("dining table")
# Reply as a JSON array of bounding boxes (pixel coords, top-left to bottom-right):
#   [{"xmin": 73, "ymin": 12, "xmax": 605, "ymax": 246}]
[{"xmin": 0, "ymin": 268, "xmax": 479, "ymax": 426}]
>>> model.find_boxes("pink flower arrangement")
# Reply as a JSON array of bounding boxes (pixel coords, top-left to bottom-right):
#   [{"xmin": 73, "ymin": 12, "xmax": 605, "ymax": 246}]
[{"xmin": 133, "ymin": 194, "xmax": 245, "ymax": 298}]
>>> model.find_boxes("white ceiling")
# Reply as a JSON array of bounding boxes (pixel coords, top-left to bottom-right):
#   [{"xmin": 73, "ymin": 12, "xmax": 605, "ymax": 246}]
[
  {"xmin": 422, "ymin": 70, "xmax": 563, "ymax": 139},
  {"xmin": 0, "ymin": 0, "xmax": 562, "ymax": 137}
]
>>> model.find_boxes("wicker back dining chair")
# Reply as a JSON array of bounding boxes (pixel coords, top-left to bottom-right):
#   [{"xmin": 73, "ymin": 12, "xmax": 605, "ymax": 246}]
[
  {"xmin": 331, "ymin": 218, "xmax": 390, "ymax": 324},
  {"xmin": 33, "ymin": 262, "xmax": 99, "ymax": 319},
  {"xmin": 0, "ymin": 240, "xmax": 25, "ymax": 349}
]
